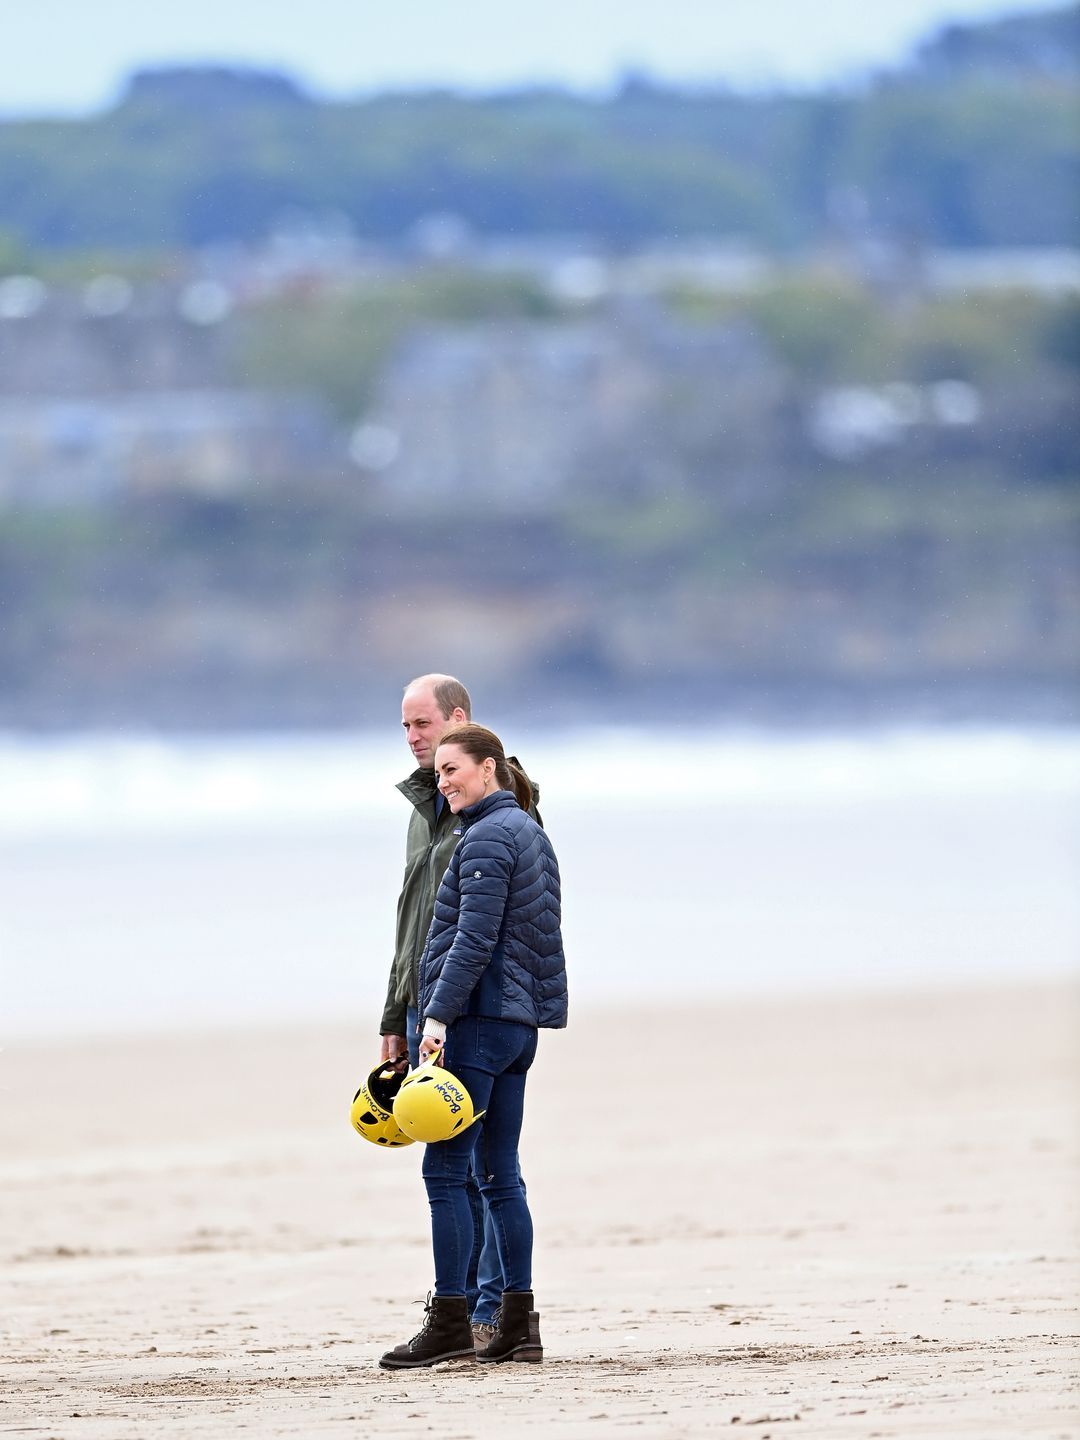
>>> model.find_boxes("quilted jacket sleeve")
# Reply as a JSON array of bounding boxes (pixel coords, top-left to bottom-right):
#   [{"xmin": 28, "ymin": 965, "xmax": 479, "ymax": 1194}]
[{"xmin": 425, "ymin": 825, "xmax": 516, "ymax": 1026}]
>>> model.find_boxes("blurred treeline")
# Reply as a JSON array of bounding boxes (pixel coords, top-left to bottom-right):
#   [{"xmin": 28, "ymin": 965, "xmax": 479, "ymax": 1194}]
[
  {"xmin": 0, "ymin": 5, "xmax": 1077, "ymax": 254},
  {"xmin": 0, "ymin": 3, "xmax": 1078, "ymax": 728}
]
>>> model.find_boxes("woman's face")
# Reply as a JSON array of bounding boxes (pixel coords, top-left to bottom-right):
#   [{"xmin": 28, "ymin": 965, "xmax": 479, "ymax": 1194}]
[{"xmin": 435, "ymin": 743, "xmax": 494, "ymax": 813}]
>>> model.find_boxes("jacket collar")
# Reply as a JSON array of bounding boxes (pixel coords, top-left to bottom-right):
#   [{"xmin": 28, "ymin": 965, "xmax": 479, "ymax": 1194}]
[
  {"xmin": 460, "ymin": 789, "xmax": 519, "ymax": 827},
  {"xmin": 396, "ymin": 766, "xmax": 438, "ymax": 806}
]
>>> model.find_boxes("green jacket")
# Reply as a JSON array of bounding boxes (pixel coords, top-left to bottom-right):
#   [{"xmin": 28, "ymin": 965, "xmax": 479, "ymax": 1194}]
[{"xmin": 379, "ymin": 760, "xmax": 541, "ymax": 1037}]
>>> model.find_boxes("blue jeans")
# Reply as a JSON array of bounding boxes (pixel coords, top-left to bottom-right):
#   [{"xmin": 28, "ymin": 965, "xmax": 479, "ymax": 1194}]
[
  {"xmin": 421, "ymin": 1015, "xmax": 537, "ymax": 1300},
  {"xmin": 407, "ymin": 1007, "xmax": 513, "ymax": 1322}
]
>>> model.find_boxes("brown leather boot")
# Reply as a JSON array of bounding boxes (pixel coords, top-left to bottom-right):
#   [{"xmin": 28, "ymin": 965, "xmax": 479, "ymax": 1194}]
[
  {"xmin": 475, "ymin": 1290, "xmax": 543, "ymax": 1363},
  {"xmin": 379, "ymin": 1293, "xmax": 475, "ymax": 1369}
]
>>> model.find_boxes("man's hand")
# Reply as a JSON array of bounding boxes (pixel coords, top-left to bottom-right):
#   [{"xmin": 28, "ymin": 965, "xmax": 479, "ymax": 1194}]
[
  {"xmin": 379, "ymin": 1034, "xmax": 407, "ymax": 1063},
  {"xmin": 418, "ymin": 1037, "xmax": 445, "ymax": 1066}
]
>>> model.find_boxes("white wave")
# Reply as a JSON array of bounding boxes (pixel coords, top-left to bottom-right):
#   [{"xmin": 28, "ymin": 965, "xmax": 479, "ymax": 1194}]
[{"xmin": 0, "ymin": 726, "xmax": 1077, "ymax": 839}]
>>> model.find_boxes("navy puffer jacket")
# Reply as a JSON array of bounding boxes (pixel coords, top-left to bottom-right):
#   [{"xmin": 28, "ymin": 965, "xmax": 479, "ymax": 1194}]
[{"xmin": 418, "ymin": 790, "xmax": 567, "ymax": 1030}]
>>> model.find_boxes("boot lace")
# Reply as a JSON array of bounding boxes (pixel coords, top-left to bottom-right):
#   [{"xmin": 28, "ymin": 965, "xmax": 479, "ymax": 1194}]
[{"xmin": 408, "ymin": 1291, "xmax": 436, "ymax": 1348}]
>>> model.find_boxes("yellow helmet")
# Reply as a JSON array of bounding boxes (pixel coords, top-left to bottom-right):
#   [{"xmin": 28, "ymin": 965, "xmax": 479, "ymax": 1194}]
[
  {"xmin": 392, "ymin": 1052, "xmax": 484, "ymax": 1143},
  {"xmin": 350, "ymin": 1060, "xmax": 415, "ymax": 1148}
]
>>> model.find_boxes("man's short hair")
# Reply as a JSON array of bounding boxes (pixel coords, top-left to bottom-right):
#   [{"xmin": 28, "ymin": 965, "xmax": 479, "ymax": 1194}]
[
  {"xmin": 405, "ymin": 673, "xmax": 472, "ymax": 721},
  {"xmin": 432, "ymin": 676, "xmax": 472, "ymax": 720}
]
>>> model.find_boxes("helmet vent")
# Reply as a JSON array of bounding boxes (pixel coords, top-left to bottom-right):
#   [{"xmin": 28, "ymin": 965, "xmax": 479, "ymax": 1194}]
[
  {"xmin": 369, "ymin": 1070, "xmax": 406, "ymax": 1108},
  {"xmin": 350, "ymin": 1064, "xmax": 416, "ymax": 1148}
]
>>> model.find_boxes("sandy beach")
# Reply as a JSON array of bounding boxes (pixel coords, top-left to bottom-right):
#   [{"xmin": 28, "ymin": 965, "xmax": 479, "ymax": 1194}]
[{"xmin": 2, "ymin": 983, "xmax": 1077, "ymax": 1437}]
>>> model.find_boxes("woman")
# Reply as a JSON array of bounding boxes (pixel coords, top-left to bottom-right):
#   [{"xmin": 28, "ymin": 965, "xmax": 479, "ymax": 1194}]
[{"xmin": 379, "ymin": 723, "xmax": 567, "ymax": 1370}]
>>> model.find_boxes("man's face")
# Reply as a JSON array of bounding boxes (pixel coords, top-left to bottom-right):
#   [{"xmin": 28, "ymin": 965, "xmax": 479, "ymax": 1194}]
[{"xmin": 401, "ymin": 687, "xmax": 457, "ymax": 769}]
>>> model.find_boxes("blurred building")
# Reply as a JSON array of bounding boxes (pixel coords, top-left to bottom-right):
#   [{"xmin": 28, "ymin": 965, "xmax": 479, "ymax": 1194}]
[
  {"xmin": 0, "ymin": 391, "xmax": 339, "ymax": 506},
  {"xmin": 356, "ymin": 307, "xmax": 781, "ymax": 508},
  {"xmin": 0, "ymin": 280, "xmax": 235, "ymax": 396}
]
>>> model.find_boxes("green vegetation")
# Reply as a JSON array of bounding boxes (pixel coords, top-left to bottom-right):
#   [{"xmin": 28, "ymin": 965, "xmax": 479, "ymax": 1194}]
[
  {"xmin": 671, "ymin": 278, "xmax": 1079, "ymax": 385},
  {"xmin": 0, "ymin": 6, "xmax": 1076, "ymax": 254},
  {"xmin": 0, "ymin": 6, "xmax": 1076, "ymax": 722},
  {"xmin": 231, "ymin": 271, "xmax": 558, "ymax": 418}
]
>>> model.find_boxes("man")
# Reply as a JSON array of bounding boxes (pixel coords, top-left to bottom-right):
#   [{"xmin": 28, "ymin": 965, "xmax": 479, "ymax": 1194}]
[
  {"xmin": 379, "ymin": 672, "xmax": 540, "ymax": 1343},
  {"xmin": 379, "ymin": 672, "xmax": 471, "ymax": 1066}
]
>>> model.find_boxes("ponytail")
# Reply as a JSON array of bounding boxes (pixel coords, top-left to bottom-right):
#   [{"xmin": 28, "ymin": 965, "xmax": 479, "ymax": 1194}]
[{"xmin": 500, "ymin": 757, "xmax": 533, "ymax": 812}]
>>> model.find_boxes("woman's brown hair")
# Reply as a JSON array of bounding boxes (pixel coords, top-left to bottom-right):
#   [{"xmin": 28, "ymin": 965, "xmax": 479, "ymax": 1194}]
[{"xmin": 436, "ymin": 723, "xmax": 532, "ymax": 811}]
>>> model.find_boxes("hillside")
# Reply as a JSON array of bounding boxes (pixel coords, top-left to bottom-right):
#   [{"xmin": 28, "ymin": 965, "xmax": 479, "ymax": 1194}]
[
  {"xmin": 0, "ymin": 5, "xmax": 1077, "ymax": 728},
  {"xmin": 0, "ymin": 6, "xmax": 1077, "ymax": 254}
]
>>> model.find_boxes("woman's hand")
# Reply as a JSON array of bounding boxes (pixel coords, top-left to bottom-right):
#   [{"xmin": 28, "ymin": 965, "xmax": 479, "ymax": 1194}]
[{"xmin": 418, "ymin": 1037, "xmax": 445, "ymax": 1066}]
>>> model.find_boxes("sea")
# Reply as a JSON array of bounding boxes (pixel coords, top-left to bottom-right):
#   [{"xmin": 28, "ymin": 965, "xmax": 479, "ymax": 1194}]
[{"xmin": 2, "ymin": 726, "xmax": 1078, "ymax": 1039}]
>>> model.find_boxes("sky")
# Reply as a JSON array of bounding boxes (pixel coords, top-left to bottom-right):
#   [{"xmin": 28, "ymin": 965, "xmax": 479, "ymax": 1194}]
[{"xmin": 0, "ymin": 0, "xmax": 1063, "ymax": 115}]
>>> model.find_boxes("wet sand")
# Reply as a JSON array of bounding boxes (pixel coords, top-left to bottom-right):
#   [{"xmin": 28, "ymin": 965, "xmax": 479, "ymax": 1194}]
[{"xmin": 2, "ymin": 984, "xmax": 1077, "ymax": 1437}]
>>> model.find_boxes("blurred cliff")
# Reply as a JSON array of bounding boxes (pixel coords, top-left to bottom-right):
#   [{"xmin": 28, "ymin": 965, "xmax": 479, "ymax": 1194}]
[{"xmin": 0, "ymin": 4, "xmax": 1077, "ymax": 728}]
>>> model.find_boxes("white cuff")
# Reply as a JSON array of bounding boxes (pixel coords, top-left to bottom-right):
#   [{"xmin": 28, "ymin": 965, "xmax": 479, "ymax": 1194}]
[{"xmin": 422, "ymin": 1018, "xmax": 447, "ymax": 1042}]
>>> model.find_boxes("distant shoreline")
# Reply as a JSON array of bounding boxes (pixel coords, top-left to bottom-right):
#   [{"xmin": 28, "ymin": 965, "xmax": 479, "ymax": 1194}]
[{"xmin": 2, "ymin": 674, "xmax": 1076, "ymax": 734}]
